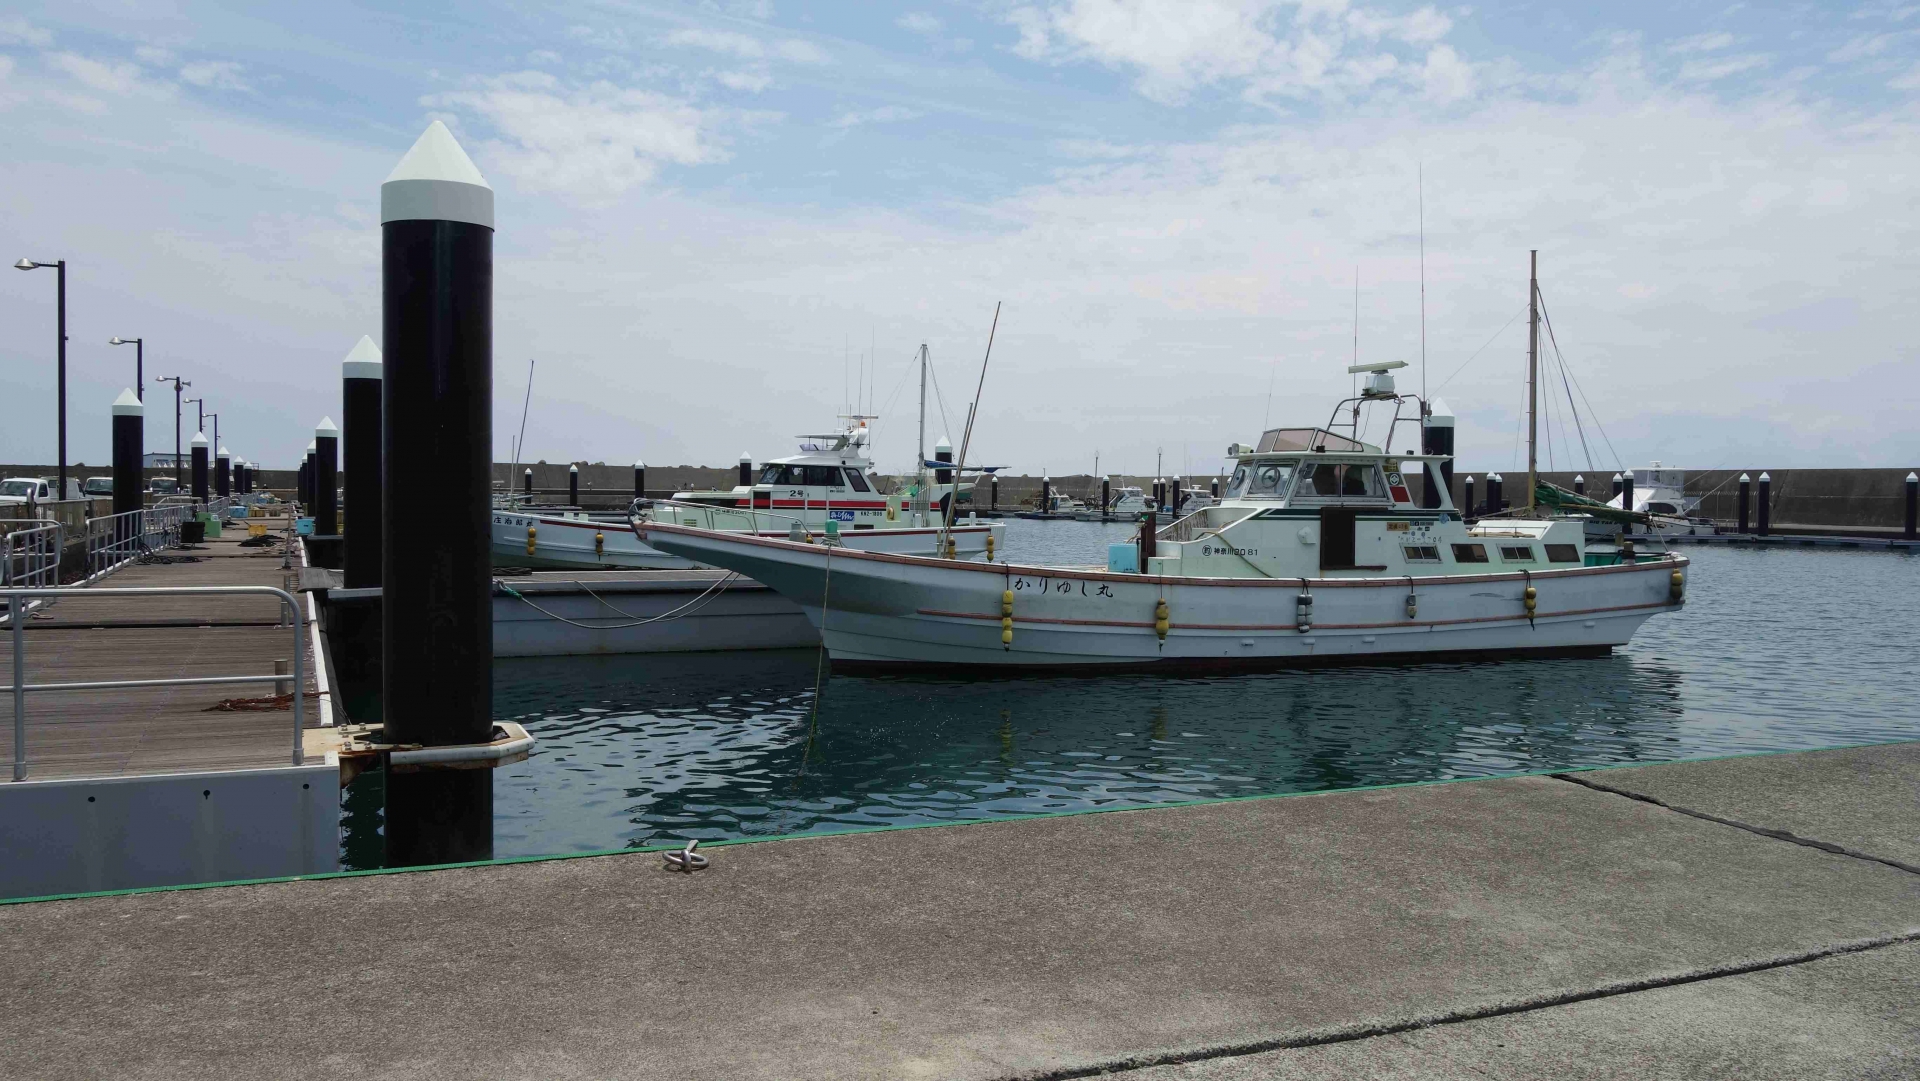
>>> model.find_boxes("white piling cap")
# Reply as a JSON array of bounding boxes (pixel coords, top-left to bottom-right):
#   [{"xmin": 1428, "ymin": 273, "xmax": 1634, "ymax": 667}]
[
  {"xmin": 1424, "ymin": 396, "xmax": 1454, "ymax": 427},
  {"xmin": 217, "ymin": 445, "xmax": 230, "ymax": 460},
  {"xmin": 1758, "ymin": 472, "xmax": 1770, "ymax": 481},
  {"xmin": 1739, "ymin": 472, "xmax": 1750, "ymax": 482},
  {"xmin": 1612, "ymin": 472, "xmax": 1622, "ymax": 480},
  {"xmin": 1574, "ymin": 474, "xmax": 1584, "ymax": 483},
  {"xmin": 634, "ymin": 459, "xmax": 645, "ymax": 469},
  {"xmin": 316, "ymin": 417, "xmax": 339, "ymax": 438},
  {"xmin": 1465, "ymin": 475, "xmax": 1475, "ymax": 483},
  {"xmin": 307, "ymin": 440, "xmax": 317, "ymax": 453},
  {"xmin": 740, "ymin": 452, "xmax": 752, "ymax": 463},
  {"xmin": 191, "ymin": 431, "xmax": 209, "ymax": 447},
  {"xmin": 524, "ymin": 467, "xmax": 532, "ymax": 475},
  {"xmin": 569, "ymin": 463, "xmax": 578, "ymax": 473},
  {"xmin": 111, "ymin": 388, "xmax": 143, "ymax": 417},
  {"xmin": 381, "ymin": 120, "xmax": 494, "ymax": 229},
  {"xmin": 343, "ymin": 335, "xmax": 383, "ymax": 380},
  {"xmin": 935, "ymin": 436, "xmax": 952, "ymax": 452},
  {"xmin": 1490, "ymin": 472, "xmax": 1502, "ymax": 481},
  {"xmin": 1908, "ymin": 472, "xmax": 1918, "ymax": 482}
]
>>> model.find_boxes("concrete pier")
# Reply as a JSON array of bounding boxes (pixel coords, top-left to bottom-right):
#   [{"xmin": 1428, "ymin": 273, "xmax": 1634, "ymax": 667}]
[{"xmin": 0, "ymin": 740, "xmax": 1915, "ymax": 1078}]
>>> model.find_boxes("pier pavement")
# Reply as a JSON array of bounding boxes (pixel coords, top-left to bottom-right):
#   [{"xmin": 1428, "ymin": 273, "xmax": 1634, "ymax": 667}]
[
  {"xmin": 1, "ymin": 741, "xmax": 1915, "ymax": 1079},
  {"xmin": 0, "ymin": 526, "xmax": 324, "ymax": 779}
]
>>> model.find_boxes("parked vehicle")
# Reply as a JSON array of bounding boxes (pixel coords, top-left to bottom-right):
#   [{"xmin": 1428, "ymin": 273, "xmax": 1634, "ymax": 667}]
[{"xmin": 83, "ymin": 476, "xmax": 114, "ymax": 496}]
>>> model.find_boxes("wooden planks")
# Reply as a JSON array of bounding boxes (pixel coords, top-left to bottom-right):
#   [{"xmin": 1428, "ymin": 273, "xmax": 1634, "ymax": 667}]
[{"xmin": 0, "ymin": 534, "xmax": 322, "ymax": 781}]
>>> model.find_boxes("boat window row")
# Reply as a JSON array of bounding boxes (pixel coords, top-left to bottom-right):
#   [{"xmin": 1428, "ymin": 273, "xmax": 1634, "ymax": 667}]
[
  {"xmin": 1427, "ymin": 542, "xmax": 1580, "ymax": 565},
  {"xmin": 757, "ymin": 464, "xmax": 875, "ymax": 490},
  {"xmin": 1225, "ymin": 458, "xmax": 1387, "ymax": 502}
]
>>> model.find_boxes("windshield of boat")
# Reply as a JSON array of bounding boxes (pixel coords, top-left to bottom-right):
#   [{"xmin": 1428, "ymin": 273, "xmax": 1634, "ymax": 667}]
[
  {"xmin": 1297, "ymin": 461, "xmax": 1388, "ymax": 500},
  {"xmin": 1228, "ymin": 459, "xmax": 1297, "ymax": 499},
  {"xmin": 1, "ymin": 480, "xmax": 36, "ymax": 497},
  {"xmin": 759, "ymin": 464, "xmax": 850, "ymax": 487}
]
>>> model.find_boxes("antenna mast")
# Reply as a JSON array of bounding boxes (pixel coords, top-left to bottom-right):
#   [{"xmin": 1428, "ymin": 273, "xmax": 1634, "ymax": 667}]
[
  {"xmin": 916, "ymin": 343, "xmax": 929, "ymax": 526},
  {"xmin": 1419, "ymin": 165, "xmax": 1427, "ymax": 402},
  {"xmin": 1526, "ymin": 250, "xmax": 1539, "ymax": 514}
]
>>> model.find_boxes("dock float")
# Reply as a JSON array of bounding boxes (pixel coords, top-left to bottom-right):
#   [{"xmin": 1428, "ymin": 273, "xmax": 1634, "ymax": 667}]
[
  {"xmin": 3, "ymin": 740, "xmax": 1916, "ymax": 1078},
  {"xmin": 1662, "ymin": 532, "xmax": 1917, "ymax": 551}
]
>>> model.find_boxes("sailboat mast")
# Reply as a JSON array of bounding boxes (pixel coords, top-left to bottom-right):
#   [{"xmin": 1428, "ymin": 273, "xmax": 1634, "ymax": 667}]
[
  {"xmin": 917, "ymin": 343, "xmax": 929, "ymax": 524},
  {"xmin": 1526, "ymin": 249, "xmax": 1539, "ymax": 514}
]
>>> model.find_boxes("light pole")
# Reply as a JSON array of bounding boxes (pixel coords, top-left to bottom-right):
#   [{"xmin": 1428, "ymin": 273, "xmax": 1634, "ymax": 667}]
[
  {"xmin": 109, "ymin": 337, "xmax": 144, "ymax": 401},
  {"xmin": 14, "ymin": 257, "xmax": 67, "ymax": 498},
  {"xmin": 205, "ymin": 412, "xmax": 219, "ymax": 456},
  {"xmin": 185, "ymin": 396, "xmax": 205, "ymax": 436},
  {"xmin": 155, "ymin": 376, "xmax": 190, "ymax": 488}
]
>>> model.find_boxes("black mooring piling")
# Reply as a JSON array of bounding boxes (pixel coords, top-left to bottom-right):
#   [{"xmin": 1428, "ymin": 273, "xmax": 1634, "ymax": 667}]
[
  {"xmin": 934, "ymin": 438, "xmax": 952, "ymax": 485},
  {"xmin": 380, "ymin": 120, "xmax": 497, "ymax": 866},
  {"xmin": 1487, "ymin": 472, "xmax": 1503, "ymax": 516},
  {"xmin": 190, "ymin": 431, "xmax": 209, "ymax": 503},
  {"xmin": 1611, "ymin": 472, "xmax": 1623, "ymax": 500},
  {"xmin": 1463, "ymin": 475, "xmax": 1475, "ymax": 520},
  {"xmin": 1906, "ymin": 472, "xmax": 1917, "ymax": 540},
  {"xmin": 304, "ymin": 442, "xmax": 316, "ymax": 507},
  {"xmin": 1757, "ymin": 472, "xmax": 1771, "ymax": 536},
  {"xmin": 738, "ymin": 453, "xmax": 752, "ymax": 488},
  {"xmin": 314, "ymin": 417, "xmax": 340, "ymax": 557},
  {"xmin": 990, "ymin": 475, "xmax": 998, "ymax": 510},
  {"xmin": 522, "ymin": 467, "xmax": 532, "ymax": 498},
  {"xmin": 1574, "ymin": 474, "xmax": 1585, "ymax": 497},
  {"xmin": 111, "ymin": 389, "xmax": 142, "ymax": 548},
  {"xmin": 633, "ymin": 460, "xmax": 645, "ymax": 500},
  {"xmin": 1422, "ymin": 400, "xmax": 1454, "ymax": 510},
  {"xmin": 343, "ymin": 336, "xmax": 384, "ymax": 589},
  {"xmin": 1620, "ymin": 471, "xmax": 1635, "ymax": 533},
  {"xmin": 1040, "ymin": 475, "xmax": 1051, "ymax": 514},
  {"xmin": 1737, "ymin": 473, "xmax": 1751, "ymax": 534},
  {"xmin": 215, "ymin": 446, "xmax": 231, "ymax": 498},
  {"xmin": 1101, "ymin": 477, "xmax": 1110, "ymax": 515},
  {"xmin": 568, "ymin": 463, "xmax": 579, "ymax": 506}
]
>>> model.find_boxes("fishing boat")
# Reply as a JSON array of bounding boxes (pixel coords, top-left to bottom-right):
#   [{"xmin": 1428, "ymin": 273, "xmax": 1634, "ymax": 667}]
[
  {"xmin": 635, "ymin": 383, "xmax": 1687, "ymax": 671},
  {"xmin": 496, "ymin": 418, "xmax": 1004, "ymax": 569}
]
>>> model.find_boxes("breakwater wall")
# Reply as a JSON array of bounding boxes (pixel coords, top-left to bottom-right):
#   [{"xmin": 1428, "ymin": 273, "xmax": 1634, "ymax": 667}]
[{"xmin": 1434, "ymin": 467, "xmax": 1918, "ymax": 533}]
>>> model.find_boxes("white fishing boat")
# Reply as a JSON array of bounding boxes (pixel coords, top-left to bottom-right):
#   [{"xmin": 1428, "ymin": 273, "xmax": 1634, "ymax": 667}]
[
  {"xmin": 499, "ymin": 416, "xmax": 1005, "ymax": 570},
  {"xmin": 1598, "ymin": 463, "xmax": 1716, "ymax": 537},
  {"xmin": 1107, "ymin": 486, "xmax": 1154, "ymax": 518},
  {"xmin": 635, "ymin": 381, "xmax": 1687, "ymax": 671}
]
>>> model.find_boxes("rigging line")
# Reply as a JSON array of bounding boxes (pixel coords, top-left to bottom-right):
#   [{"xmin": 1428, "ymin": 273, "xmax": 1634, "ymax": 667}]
[
  {"xmin": 1547, "ymin": 321, "xmax": 1596, "ymax": 474},
  {"xmin": 1436, "ymin": 306, "xmax": 1526, "ymax": 392},
  {"xmin": 1419, "ymin": 162, "xmax": 1427, "ymax": 402},
  {"xmin": 796, "ymin": 541, "xmax": 833, "ymax": 781},
  {"xmin": 1537, "ymin": 290, "xmax": 1626, "ymax": 470},
  {"xmin": 926, "ymin": 349, "xmax": 956, "ymax": 445}
]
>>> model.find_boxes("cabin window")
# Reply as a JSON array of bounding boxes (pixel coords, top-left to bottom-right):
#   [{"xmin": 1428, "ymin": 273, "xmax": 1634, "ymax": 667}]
[
  {"xmin": 1402, "ymin": 545, "xmax": 1441, "ymax": 563},
  {"xmin": 1544, "ymin": 544, "xmax": 1581, "ymax": 563},
  {"xmin": 758, "ymin": 464, "xmax": 792, "ymax": 485},
  {"xmin": 1499, "ymin": 545, "xmax": 1535, "ymax": 563},
  {"xmin": 799, "ymin": 465, "xmax": 843, "ymax": 487},
  {"xmin": 1647, "ymin": 502, "xmax": 1678, "ymax": 515},
  {"xmin": 1303, "ymin": 463, "xmax": 1385, "ymax": 499},
  {"xmin": 1241, "ymin": 461, "xmax": 1295, "ymax": 498},
  {"xmin": 1451, "ymin": 543, "xmax": 1489, "ymax": 563},
  {"xmin": 845, "ymin": 470, "xmax": 871, "ymax": 492},
  {"xmin": 1227, "ymin": 465, "xmax": 1249, "ymax": 496}
]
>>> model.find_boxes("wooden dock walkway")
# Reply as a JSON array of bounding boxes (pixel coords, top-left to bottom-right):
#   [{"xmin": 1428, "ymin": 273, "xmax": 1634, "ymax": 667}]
[{"xmin": 0, "ymin": 526, "xmax": 325, "ymax": 781}]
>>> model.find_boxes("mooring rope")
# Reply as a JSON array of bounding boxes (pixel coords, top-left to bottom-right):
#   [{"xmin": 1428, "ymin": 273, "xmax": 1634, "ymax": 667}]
[
  {"xmin": 796, "ymin": 541, "xmax": 835, "ymax": 780},
  {"xmin": 493, "ymin": 572, "xmax": 741, "ymax": 630}
]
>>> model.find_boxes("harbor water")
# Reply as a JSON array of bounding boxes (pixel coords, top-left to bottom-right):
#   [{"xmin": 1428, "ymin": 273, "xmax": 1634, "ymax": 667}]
[{"xmin": 340, "ymin": 521, "xmax": 1920, "ymax": 868}]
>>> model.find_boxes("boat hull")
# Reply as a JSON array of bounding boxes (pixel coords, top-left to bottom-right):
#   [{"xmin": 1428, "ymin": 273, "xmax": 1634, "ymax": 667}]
[
  {"xmin": 499, "ymin": 510, "xmax": 1003, "ymax": 571},
  {"xmin": 636, "ymin": 522, "xmax": 1688, "ymax": 671}
]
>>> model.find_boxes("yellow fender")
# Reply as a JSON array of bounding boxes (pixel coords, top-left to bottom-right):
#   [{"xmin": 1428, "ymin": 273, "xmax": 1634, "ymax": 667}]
[
  {"xmin": 1001, "ymin": 589, "xmax": 1014, "ymax": 648},
  {"xmin": 526, "ymin": 525, "xmax": 537, "ymax": 556},
  {"xmin": 1154, "ymin": 598, "xmax": 1169, "ymax": 642},
  {"xmin": 1670, "ymin": 570, "xmax": 1684, "ymax": 602},
  {"xmin": 594, "ymin": 531, "xmax": 605, "ymax": 557}
]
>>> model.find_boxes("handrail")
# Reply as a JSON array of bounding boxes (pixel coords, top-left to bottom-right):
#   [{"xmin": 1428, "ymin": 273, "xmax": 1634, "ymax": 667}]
[
  {"xmin": 1, "ymin": 521, "xmax": 63, "ymax": 592},
  {"xmin": 3, "ymin": 584, "xmax": 307, "ymax": 780}
]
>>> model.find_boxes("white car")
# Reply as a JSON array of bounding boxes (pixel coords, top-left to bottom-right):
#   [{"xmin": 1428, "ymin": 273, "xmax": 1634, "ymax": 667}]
[{"xmin": 0, "ymin": 477, "xmax": 51, "ymax": 509}]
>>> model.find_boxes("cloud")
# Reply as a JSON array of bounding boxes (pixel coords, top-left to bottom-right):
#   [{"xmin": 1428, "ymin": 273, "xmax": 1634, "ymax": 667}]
[
  {"xmin": 0, "ymin": 16, "xmax": 52, "ymax": 47},
  {"xmin": 1005, "ymin": 0, "xmax": 1470, "ymax": 105},
  {"xmin": 47, "ymin": 52, "xmax": 175, "ymax": 100},
  {"xmin": 1677, "ymin": 53, "xmax": 1768, "ymax": 82},
  {"xmin": 664, "ymin": 28, "xmax": 828, "ymax": 65},
  {"xmin": 180, "ymin": 60, "xmax": 251, "ymax": 92},
  {"xmin": 425, "ymin": 71, "xmax": 728, "ymax": 203},
  {"xmin": 1667, "ymin": 31, "xmax": 1733, "ymax": 54},
  {"xmin": 714, "ymin": 68, "xmax": 773, "ymax": 92},
  {"xmin": 828, "ymin": 104, "xmax": 921, "ymax": 128},
  {"xmin": 898, "ymin": 12, "xmax": 944, "ymax": 35}
]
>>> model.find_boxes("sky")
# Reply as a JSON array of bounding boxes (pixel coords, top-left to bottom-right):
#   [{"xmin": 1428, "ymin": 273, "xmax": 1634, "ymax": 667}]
[{"xmin": 1, "ymin": 1, "xmax": 1916, "ymax": 481}]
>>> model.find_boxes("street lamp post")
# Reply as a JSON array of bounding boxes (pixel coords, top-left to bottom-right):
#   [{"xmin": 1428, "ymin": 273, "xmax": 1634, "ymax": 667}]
[
  {"xmin": 155, "ymin": 376, "xmax": 190, "ymax": 488},
  {"xmin": 15, "ymin": 258, "xmax": 67, "ymax": 498},
  {"xmin": 109, "ymin": 337, "xmax": 144, "ymax": 401}
]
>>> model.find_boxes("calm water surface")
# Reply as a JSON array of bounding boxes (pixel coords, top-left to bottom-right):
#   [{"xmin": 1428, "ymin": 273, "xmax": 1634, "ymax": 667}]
[{"xmin": 342, "ymin": 524, "xmax": 1920, "ymax": 867}]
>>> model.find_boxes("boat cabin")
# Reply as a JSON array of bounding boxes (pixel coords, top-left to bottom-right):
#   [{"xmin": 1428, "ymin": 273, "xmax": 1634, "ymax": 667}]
[{"xmin": 1135, "ymin": 426, "xmax": 1589, "ymax": 580}]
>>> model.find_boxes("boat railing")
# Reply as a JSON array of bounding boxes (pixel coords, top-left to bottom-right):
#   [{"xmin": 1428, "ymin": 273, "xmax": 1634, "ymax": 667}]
[
  {"xmin": 1156, "ymin": 505, "xmax": 1254, "ymax": 544},
  {"xmin": 83, "ymin": 507, "xmax": 189, "ymax": 580},
  {"xmin": 3, "ymin": 584, "xmax": 308, "ymax": 781},
  {"xmin": 635, "ymin": 497, "xmax": 814, "ymax": 536}
]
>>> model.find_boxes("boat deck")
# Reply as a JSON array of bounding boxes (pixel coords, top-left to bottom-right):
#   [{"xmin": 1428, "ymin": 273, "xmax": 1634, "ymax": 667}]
[{"xmin": 0, "ymin": 526, "xmax": 325, "ymax": 781}]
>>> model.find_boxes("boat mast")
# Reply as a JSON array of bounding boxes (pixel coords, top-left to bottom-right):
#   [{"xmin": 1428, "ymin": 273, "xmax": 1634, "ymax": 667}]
[
  {"xmin": 1526, "ymin": 249, "xmax": 1539, "ymax": 514},
  {"xmin": 917, "ymin": 343, "xmax": 929, "ymax": 526}
]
